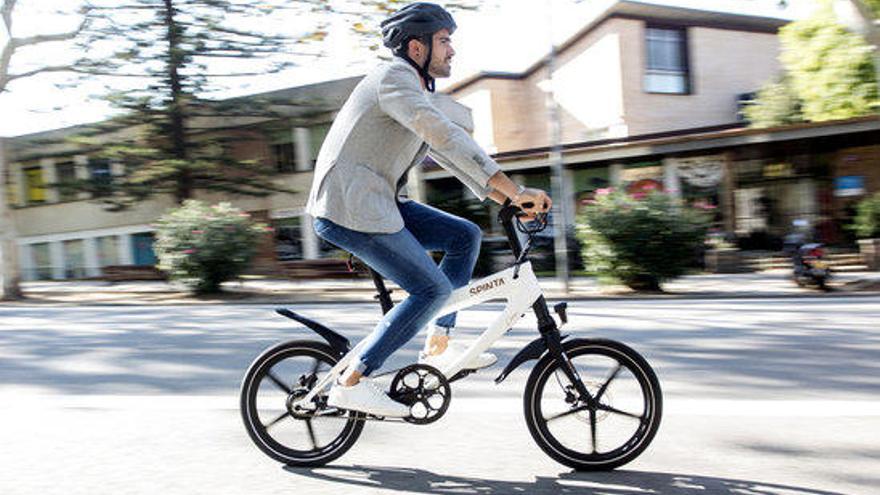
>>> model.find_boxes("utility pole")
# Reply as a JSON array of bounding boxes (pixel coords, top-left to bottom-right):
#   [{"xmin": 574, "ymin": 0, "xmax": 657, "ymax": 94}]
[{"xmin": 546, "ymin": 0, "xmax": 571, "ymax": 294}]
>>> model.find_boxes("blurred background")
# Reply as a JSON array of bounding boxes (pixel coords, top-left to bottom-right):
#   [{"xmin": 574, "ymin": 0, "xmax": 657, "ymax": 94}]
[{"xmin": 1, "ymin": 0, "xmax": 878, "ymax": 295}]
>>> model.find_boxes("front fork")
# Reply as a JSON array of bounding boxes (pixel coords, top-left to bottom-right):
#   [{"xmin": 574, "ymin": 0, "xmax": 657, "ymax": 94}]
[
  {"xmin": 541, "ymin": 329, "xmax": 598, "ymax": 408},
  {"xmin": 532, "ymin": 296, "xmax": 597, "ymax": 408}
]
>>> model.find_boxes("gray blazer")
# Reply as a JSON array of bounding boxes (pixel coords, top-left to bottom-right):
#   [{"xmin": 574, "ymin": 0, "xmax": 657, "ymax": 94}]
[{"xmin": 305, "ymin": 57, "xmax": 501, "ymax": 234}]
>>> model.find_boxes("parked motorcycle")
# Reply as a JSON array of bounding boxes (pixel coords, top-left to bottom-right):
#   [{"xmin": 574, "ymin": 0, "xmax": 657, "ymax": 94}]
[{"xmin": 784, "ymin": 220, "xmax": 831, "ymax": 290}]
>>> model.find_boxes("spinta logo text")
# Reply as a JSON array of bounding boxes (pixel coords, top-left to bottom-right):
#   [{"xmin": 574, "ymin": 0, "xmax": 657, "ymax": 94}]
[{"xmin": 470, "ymin": 278, "xmax": 505, "ymax": 296}]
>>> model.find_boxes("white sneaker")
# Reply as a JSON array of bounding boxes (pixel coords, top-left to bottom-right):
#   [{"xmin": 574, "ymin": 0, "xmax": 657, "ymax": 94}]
[
  {"xmin": 326, "ymin": 378, "xmax": 410, "ymax": 418},
  {"xmin": 419, "ymin": 341, "xmax": 497, "ymax": 371}
]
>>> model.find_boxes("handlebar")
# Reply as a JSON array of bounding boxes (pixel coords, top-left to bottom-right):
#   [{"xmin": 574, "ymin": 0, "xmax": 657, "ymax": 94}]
[{"xmin": 498, "ymin": 199, "xmax": 550, "ymax": 266}]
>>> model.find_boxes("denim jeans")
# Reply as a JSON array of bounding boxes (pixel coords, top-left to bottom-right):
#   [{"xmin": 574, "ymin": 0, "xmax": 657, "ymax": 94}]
[{"xmin": 313, "ymin": 200, "xmax": 482, "ymax": 376}]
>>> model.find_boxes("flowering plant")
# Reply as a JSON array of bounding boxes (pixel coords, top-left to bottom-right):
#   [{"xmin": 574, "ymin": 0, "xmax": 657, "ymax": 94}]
[
  {"xmin": 154, "ymin": 200, "xmax": 266, "ymax": 293},
  {"xmin": 576, "ymin": 191, "xmax": 710, "ymax": 291},
  {"xmin": 853, "ymin": 193, "xmax": 880, "ymax": 239}
]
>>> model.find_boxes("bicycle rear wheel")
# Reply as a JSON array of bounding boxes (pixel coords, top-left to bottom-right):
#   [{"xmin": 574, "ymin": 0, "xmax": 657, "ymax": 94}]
[
  {"xmin": 240, "ymin": 340, "xmax": 365, "ymax": 466},
  {"xmin": 524, "ymin": 338, "xmax": 662, "ymax": 471}
]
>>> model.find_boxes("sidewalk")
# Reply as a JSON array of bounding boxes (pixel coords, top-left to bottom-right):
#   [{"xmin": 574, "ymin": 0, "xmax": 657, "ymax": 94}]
[{"xmin": 6, "ymin": 270, "xmax": 880, "ymax": 306}]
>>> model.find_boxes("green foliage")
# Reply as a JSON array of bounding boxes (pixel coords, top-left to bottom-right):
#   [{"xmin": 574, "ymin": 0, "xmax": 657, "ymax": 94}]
[
  {"xmin": 853, "ymin": 192, "xmax": 880, "ymax": 239},
  {"xmin": 154, "ymin": 200, "xmax": 266, "ymax": 293},
  {"xmin": 744, "ymin": 77, "xmax": 803, "ymax": 128},
  {"xmin": 749, "ymin": 3, "xmax": 878, "ymax": 127},
  {"xmin": 576, "ymin": 190, "xmax": 711, "ymax": 291},
  {"xmin": 781, "ymin": 4, "xmax": 878, "ymax": 121},
  {"xmin": 865, "ymin": 0, "xmax": 880, "ymax": 18}
]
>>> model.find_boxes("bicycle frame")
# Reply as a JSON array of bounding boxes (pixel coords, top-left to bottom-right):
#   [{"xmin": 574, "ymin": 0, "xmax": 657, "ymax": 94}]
[
  {"xmin": 292, "ymin": 204, "xmax": 594, "ymax": 410},
  {"xmin": 292, "ymin": 260, "xmax": 544, "ymax": 408}
]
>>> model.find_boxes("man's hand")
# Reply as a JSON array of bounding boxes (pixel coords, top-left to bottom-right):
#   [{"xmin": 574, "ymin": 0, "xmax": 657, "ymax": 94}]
[{"xmin": 514, "ymin": 187, "xmax": 552, "ymax": 221}]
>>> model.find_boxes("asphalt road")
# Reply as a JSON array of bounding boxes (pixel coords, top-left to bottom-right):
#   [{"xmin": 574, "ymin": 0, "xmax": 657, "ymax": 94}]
[{"xmin": 1, "ymin": 296, "xmax": 879, "ymax": 495}]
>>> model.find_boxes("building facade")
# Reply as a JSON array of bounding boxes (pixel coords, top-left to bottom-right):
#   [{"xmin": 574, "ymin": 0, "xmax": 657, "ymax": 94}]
[
  {"xmin": 446, "ymin": 1, "xmax": 786, "ymax": 153},
  {"xmin": 5, "ymin": 77, "xmax": 362, "ymax": 281}
]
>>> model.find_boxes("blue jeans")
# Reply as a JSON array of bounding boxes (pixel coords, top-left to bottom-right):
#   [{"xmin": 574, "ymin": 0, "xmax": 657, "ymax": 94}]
[{"xmin": 313, "ymin": 201, "xmax": 482, "ymax": 376}]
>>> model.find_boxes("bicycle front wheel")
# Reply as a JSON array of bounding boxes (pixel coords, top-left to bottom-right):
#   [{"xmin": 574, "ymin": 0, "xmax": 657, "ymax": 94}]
[
  {"xmin": 524, "ymin": 338, "xmax": 662, "ymax": 471},
  {"xmin": 240, "ymin": 340, "xmax": 365, "ymax": 467}
]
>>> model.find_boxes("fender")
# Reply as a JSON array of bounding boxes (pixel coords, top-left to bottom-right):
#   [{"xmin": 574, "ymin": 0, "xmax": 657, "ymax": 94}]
[
  {"xmin": 276, "ymin": 309, "xmax": 351, "ymax": 357},
  {"xmin": 494, "ymin": 334, "xmax": 568, "ymax": 384}
]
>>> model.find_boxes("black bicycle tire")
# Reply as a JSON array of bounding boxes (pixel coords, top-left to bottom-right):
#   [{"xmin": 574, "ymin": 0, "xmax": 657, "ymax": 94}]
[
  {"xmin": 240, "ymin": 340, "xmax": 365, "ymax": 467},
  {"xmin": 523, "ymin": 338, "xmax": 662, "ymax": 471}
]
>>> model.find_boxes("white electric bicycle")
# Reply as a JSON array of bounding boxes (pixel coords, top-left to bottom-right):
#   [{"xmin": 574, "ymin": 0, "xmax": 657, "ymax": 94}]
[{"xmin": 240, "ymin": 202, "xmax": 662, "ymax": 471}]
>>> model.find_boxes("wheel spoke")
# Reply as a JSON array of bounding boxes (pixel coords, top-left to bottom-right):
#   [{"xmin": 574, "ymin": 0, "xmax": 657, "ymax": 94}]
[
  {"xmin": 589, "ymin": 409, "xmax": 598, "ymax": 453},
  {"xmin": 264, "ymin": 410, "xmax": 291, "ymax": 429},
  {"xmin": 266, "ymin": 371, "xmax": 293, "ymax": 394},
  {"xmin": 525, "ymin": 343, "xmax": 662, "ymax": 469},
  {"xmin": 595, "ymin": 363, "xmax": 623, "ymax": 402},
  {"xmin": 305, "ymin": 418, "xmax": 319, "ymax": 450},
  {"xmin": 596, "ymin": 403, "xmax": 643, "ymax": 420},
  {"xmin": 544, "ymin": 404, "xmax": 590, "ymax": 422}
]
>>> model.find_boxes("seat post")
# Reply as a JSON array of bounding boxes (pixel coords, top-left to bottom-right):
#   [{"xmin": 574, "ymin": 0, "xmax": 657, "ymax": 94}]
[{"xmin": 369, "ymin": 268, "xmax": 395, "ymax": 315}]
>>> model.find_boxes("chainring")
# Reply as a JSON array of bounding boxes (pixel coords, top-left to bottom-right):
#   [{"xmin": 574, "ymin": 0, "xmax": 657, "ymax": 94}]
[{"xmin": 389, "ymin": 364, "xmax": 452, "ymax": 425}]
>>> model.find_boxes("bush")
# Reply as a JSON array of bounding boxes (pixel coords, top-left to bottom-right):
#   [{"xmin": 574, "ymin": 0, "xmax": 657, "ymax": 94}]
[
  {"xmin": 154, "ymin": 200, "xmax": 266, "ymax": 293},
  {"xmin": 853, "ymin": 193, "xmax": 880, "ymax": 239},
  {"xmin": 576, "ymin": 190, "xmax": 711, "ymax": 291}
]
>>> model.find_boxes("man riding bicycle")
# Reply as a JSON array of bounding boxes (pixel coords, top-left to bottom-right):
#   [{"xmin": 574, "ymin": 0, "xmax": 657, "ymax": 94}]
[{"xmin": 305, "ymin": 2, "xmax": 552, "ymax": 418}]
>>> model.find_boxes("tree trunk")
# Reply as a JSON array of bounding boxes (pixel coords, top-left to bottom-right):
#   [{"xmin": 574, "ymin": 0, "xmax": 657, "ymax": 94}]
[
  {"xmin": 164, "ymin": 0, "xmax": 191, "ymax": 204},
  {"xmin": 0, "ymin": 137, "xmax": 23, "ymax": 300}
]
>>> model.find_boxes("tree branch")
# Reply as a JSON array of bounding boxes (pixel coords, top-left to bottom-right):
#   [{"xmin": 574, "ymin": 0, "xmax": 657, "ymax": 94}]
[
  {"xmin": 5, "ymin": 64, "xmax": 72, "ymax": 82},
  {"xmin": 1, "ymin": 0, "xmax": 15, "ymax": 33},
  {"xmin": 11, "ymin": 17, "xmax": 87, "ymax": 49}
]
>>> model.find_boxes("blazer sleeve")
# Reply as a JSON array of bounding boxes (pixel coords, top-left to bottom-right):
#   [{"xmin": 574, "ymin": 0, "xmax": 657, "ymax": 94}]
[
  {"xmin": 427, "ymin": 150, "xmax": 493, "ymax": 200},
  {"xmin": 378, "ymin": 63, "xmax": 501, "ymax": 199}
]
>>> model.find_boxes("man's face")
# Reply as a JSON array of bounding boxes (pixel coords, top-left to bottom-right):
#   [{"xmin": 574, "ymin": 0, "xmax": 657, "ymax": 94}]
[{"xmin": 427, "ymin": 28, "xmax": 455, "ymax": 78}]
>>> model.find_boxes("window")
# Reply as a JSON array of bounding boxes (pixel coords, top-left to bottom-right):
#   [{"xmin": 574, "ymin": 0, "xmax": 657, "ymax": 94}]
[
  {"xmin": 30, "ymin": 243, "xmax": 52, "ymax": 280},
  {"xmin": 63, "ymin": 239, "xmax": 87, "ymax": 279},
  {"xmin": 272, "ymin": 142, "xmax": 296, "ymax": 173},
  {"xmin": 644, "ymin": 27, "xmax": 690, "ymax": 94},
  {"xmin": 23, "ymin": 166, "xmax": 46, "ymax": 204},
  {"xmin": 88, "ymin": 160, "xmax": 112, "ymax": 197},
  {"xmin": 95, "ymin": 236, "xmax": 120, "ymax": 268},
  {"xmin": 55, "ymin": 161, "xmax": 78, "ymax": 201}
]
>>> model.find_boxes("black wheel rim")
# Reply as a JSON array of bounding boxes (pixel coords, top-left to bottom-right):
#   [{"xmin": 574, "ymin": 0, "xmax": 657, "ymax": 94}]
[
  {"xmin": 531, "ymin": 344, "xmax": 659, "ymax": 465},
  {"xmin": 244, "ymin": 347, "xmax": 361, "ymax": 462}
]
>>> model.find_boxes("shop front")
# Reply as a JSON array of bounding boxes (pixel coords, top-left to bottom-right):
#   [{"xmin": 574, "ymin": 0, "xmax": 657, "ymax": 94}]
[{"xmin": 730, "ymin": 155, "xmax": 830, "ymax": 250}]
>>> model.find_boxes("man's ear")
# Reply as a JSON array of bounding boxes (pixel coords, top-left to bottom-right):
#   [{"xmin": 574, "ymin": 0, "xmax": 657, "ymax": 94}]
[{"xmin": 407, "ymin": 38, "xmax": 426, "ymax": 59}]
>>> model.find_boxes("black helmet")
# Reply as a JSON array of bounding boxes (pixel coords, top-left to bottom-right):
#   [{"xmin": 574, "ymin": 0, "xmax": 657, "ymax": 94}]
[
  {"xmin": 380, "ymin": 3, "xmax": 456, "ymax": 92},
  {"xmin": 381, "ymin": 2, "xmax": 456, "ymax": 53}
]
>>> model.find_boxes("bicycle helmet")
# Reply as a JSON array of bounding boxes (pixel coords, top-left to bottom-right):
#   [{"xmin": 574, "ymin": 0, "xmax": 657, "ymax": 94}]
[{"xmin": 380, "ymin": 2, "xmax": 456, "ymax": 92}]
